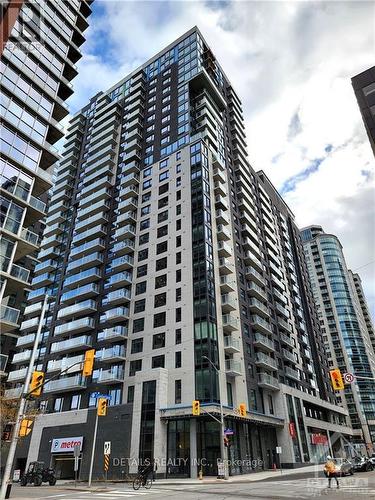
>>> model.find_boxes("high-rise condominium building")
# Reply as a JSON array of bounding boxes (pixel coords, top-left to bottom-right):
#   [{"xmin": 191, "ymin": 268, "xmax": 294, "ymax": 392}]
[
  {"xmin": 301, "ymin": 226, "xmax": 375, "ymax": 453},
  {"xmin": 352, "ymin": 66, "xmax": 375, "ymax": 157},
  {"xmin": 0, "ymin": 1, "xmax": 93, "ymax": 382},
  {"xmin": 10, "ymin": 27, "xmax": 354, "ymax": 479}
]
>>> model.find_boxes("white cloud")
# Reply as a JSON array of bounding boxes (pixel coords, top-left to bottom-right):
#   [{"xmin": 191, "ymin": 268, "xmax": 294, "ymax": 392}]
[{"xmin": 68, "ymin": 0, "xmax": 375, "ymax": 317}]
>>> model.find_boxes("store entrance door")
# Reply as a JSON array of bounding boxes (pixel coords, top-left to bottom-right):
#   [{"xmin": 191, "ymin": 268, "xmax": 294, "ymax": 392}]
[{"xmin": 52, "ymin": 455, "xmax": 76, "ymax": 479}]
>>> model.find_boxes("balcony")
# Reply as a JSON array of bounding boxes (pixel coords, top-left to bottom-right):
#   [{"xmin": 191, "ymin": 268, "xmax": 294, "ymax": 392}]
[
  {"xmin": 61, "ymin": 283, "xmax": 100, "ymax": 303},
  {"xmin": 110, "ymin": 255, "xmax": 134, "ymax": 271},
  {"xmin": 215, "ymin": 194, "xmax": 228, "ymax": 211},
  {"xmin": 4, "ymin": 386, "xmax": 23, "ymax": 399},
  {"xmin": 249, "ymin": 298, "xmax": 269, "ymax": 317},
  {"xmin": 217, "ymin": 241, "xmax": 231, "ymax": 258},
  {"xmin": 11, "ymin": 350, "xmax": 32, "ymax": 364},
  {"xmin": 285, "ymin": 366, "xmax": 300, "ymax": 380},
  {"xmin": 1, "ymin": 305, "xmax": 20, "ymax": 332},
  {"xmin": 47, "ymin": 354, "xmax": 84, "ymax": 374},
  {"xmin": 103, "ymin": 289, "xmax": 131, "ymax": 306},
  {"xmin": 221, "ymin": 294, "xmax": 236, "ymax": 313},
  {"xmin": 213, "ymin": 168, "xmax": 226, "ymax": 183},
  {"xmin": 57, "ymin": 300, "xmax": 97, "ymax": 319},
  {"xmin": 215, "ymin": 209, "xmax": 229, "ymax": 225},
  {"xmin": 118, "ymin": 197, "xmax": 138, "ymax": 213},
  {"xmin": 244, "ymin": 251, "xmax": 263, "ymax": 271},
  {"xmin": 219, "ymin": 275, "xmax": 235, "ymax": 293},
  {"xmin": 247, "ymin": 281, "xmax": 267, "ymax": 301},
  {"xmin": 9, "ymin": 263, "xmax": 30, "ymax": 285},
  {"xmin": 66, "ymin": 253, "xmax": 103, "ymax": 273},
  {"xmin": 114, "ymin": 224, "xmax": 136, "ymax": 241},
  {"xmin": 250, "ymin": 315, "xmax": 272, "ymax": 335},
  {"xmin": 70, "ymin": 238, "xmax": 105, "ymax": 259},
  {"xmin": 218, "ymin": 258, "xmax": 234, "ymax": 275},
  {"xmin": 280, "ymin": 333, "xmax": 295, "ymax": 348},
  {"xmin": 97, "ymin": 346, "xmax": 126, "ymax": 362},
  {"xmin": 97, "ymin": 326, "xmax": 128, "ymax": 343},
  {"xmin": 7, "ymin": 367, "xmax": 27, "ymax": 382},
  {"xmin": 282, "ymin": 348, "xmax": 297, "ymax": 363},
  {"xmin": 119, "ymin": 184, "xmax": 139, "ymax": 200},
  {"xmin": 222, "ymin": 314, "xmax": 238, "ymax": 332},
  {"xmin": 75, "ymin": 212, "xmax": 108, "ymax": 232},
  {"xmin": 225, "ymin": 359, "xmax": 242, "ymax": 376},
  {"xmin": 96, "ymin": 367, "xmax": 125, "ymax": 384},
  {"xmin": 120, "ymin": 172, "xmax": 139, "ymax": 187},
  {"xmin": 100, "ymin": 307, "xmax": 129, "ymax": 323},
  {"xmin": 34, "ymin": 260, "xmax": 57, "ymax": 275},
  {"xmin": 116, "ymin": 211, "xmax": 136, "ymax": 225},
  {"xmin": 54, "ymin": 317, "xmax": 95, "ymax": 336},
  {"xmin": 19, "ymin": 317, "xmax": 42, "ymax": 332},
  {"xmin": 253, "ymin": 333, "xmax": 275, "ymax": 353},
  {"xmin": 16, "ymin": 333, "xmax": 36, "ymax": 348},
  {"xmin": 104, "ymin": 271, "xmax": 132, "ymax": 289},
  {"xmin": 112, "ymin": 239, "xmax": 135, "ymax": 255},
  {"xmin": 63, "ymin": 267, "xmax": 101, "ymax": 289},
  {"xmin": 255, "ymin": 352, "xmax": 277, "ymax": 370},
  {"xmin": 44, "ymin": 374, "xmax": 87, "ymax": 393},
  {"xmin": 278, "ymin": 318, "xmax": 293, "ymax": 334},
  {"xmin": 50, "ymin": 335, "xmax": 92, "ymax": 354},
  {"xmin": 72, "ymin": 225, "xmax": 106, "ymax": 245},
  {"xmin": 32, "ymin": 272, "xmax": 54, "ymax": 287},
  {"xmin": 258, "ymin": 373, "xmax": 280, "ymax": 391},
  {"xmin": 245, "ymin": 267, "xmax": 266, "ymax": 287},
  {"xmin": 217, "ymin": 224, "xmax": 230, "ymax": 241},
  {"xmin": 223, "ymin": 336, "xmax": 240, "ymax": 354}
]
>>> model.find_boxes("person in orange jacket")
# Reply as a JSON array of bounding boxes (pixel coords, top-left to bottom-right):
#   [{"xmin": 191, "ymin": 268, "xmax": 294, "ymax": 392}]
[{"xmin": 324, "ymin": 455, "xmax": 339, "ymax": 489}]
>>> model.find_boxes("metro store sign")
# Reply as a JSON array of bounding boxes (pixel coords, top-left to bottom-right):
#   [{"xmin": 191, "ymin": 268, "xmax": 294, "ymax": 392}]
[{"xmin": 51, "ymin": 436, "xmax": 84, "ymax": 453}]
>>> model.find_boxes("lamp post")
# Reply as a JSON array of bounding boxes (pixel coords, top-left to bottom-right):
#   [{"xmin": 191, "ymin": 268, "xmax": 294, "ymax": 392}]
[{"xmin": 202, "ymin": 355, "xmax": 229, "ymax": 480}]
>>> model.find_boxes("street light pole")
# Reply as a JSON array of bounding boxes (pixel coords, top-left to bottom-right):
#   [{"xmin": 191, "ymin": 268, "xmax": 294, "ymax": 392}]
[
  {"xmin": 202, "ymin": 355, "xmax": 229, "ymax": 480},
  {"xmin": 0, "ymin": 295, "xmax": 49, "ymax": 500},
  {"xmin": 88, "ymin": 412, "xmax": 99, "ymax": 487}
]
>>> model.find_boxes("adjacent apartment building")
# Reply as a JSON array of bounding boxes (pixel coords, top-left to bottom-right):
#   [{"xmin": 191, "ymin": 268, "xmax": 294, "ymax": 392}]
[
  {"xmin": 0, "ymin": 1, "xmax": 93, "ymax": 381},
  {"xmin": 301, "ymin": 226, "xmax": 375, "ymax": 454},
  {"xmin": 352, "ymin": 66, "xmax": 375, "ymax": 157},
  {"xmin": 8, "ymin": 27, "xmax": 355, "ymax": 480}
]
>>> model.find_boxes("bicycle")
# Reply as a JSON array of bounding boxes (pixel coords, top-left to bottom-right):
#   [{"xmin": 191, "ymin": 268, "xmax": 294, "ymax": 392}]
[{"xmin": 132, "ymin": 471, "xmax": 153, "ymax": 490}]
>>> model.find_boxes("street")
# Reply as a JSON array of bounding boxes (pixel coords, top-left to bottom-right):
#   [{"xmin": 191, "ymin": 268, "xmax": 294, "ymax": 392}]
[{"xmin": 8, "ymin": 471, "xmax": 375, "ymax": 500}]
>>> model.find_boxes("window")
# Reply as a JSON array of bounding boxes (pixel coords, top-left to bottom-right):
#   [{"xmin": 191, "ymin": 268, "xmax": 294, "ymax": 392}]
[
  {"xmin": 146, "ymin": 125, "xmax": 155, "ymax": 133},
  {"xmin": 162, "ymin": 105, "xmax": 171, "ymax": 114},
  {"xmin": 147, "ymin": 114, "xmax": 155, "ymax": 122},
  {"xmin": 158, "ymin": 210, "xmax": 168, "ymax": 223},
  {"xmin": 54, "ymin": 398, "xmax": 63, "ymax": 412},
  {"xmin": 136, "ymin": 281, "xmax": 147, "ymax": 295},
  {"xmin": 175, "ymin": 329, "xmax": 181, "ymax": 344},
  {"xmin": 156, "ymin": 257, "xmax": 167, "ymax": 271},
  {"xmin": 159, "ymin": 183, "xmax": 169, "ymax": 195},
  {"xmin": 131, "ymin": 338, "xmax": 143, "ymax": 354},
  {"xmin": 133, "ymin": 318, "xmax": 144, "ymax": 333},
  {"xmin": 176, "ymin": 269, "xmax": 181, "ymax": 282},
  {"xmin": 176, "ymin": 308, "xmax": 181, "ymax": 322},
  {"xmin": 176, "ymin": 190, "xmax": 181, "ymax": 200},
  {"xmin": 134, "ymin": 299, "xmax": 146, "ymax": 313},
  {"xmin": 70, "ymin": 395, "xmax": 81, "ymax": 410},
  {"xmin": 176, "ymin": 151, "xmax": 181, "ymax": 160},
  {"xmin": 154, "ymin": 292, "xmax": 167, "ymax": 308},
  {"xmin": 176, "ymin": 235, "xmax": 181, "ymax": 247},
  {"xmin": 153, "ymin": 332, "xmax": 165, "ymax": 349},
  {"xmin": 176, "ymin": 163, "xmax": 181, "ymax": 173},
  {"xmin": 176, "ymin": 205, "xmax": 181, "ymax": 215},
  {"xmin": 161, "ymin": 125, "xmax": 170, "ymax": 135},
  {"xmin": 156, "ymin": 241, "xmax": 168, "ymax": 254},
  {"xmin": 142, "ymin": 192, "xmax": 151, "ymax": 203},
  {"xmin": 146, "ymin": 134, "xmax": 154, "ymax": 143},
  {"xmin": 159, "ymin": 171, "xmax": 169, "ymax": 182},
  {"xmin": 145, "ymin": 145, "xmax": 153, "ymax": 155},
  {"xmin": 127, "ymin": 386, "xmax": 135, "ymax": 403},
  {"xmin": 176, "ymin": 288, "xmax": 181, "ymax": 302},
  {"xmin": 157, "ymin": 225, "xmax": 168, "ymax": 238},
  {"xmin": 155, "ymin": 274, "xmax": 167, "ymax": 289},
  {"xmin": 137, "ymin": 265, "xmax": 147, "ymax": 277},
  {"xmin": 176, "ymin": 177, "xmax": 181, "ymax": 187},
  {"xmin": 176, "ymin": 252, "xmax": 181, "ymax": 264},
  {"xmin": 143, "ymin": 180, "xmax": 152, "ymax": 190},
  {"xmin": 140, "ymin": 219, "xmax": 150, "ymax": 231},
  {"xmin": 175, "ymin": 351, "xmax": 182, "ymax": 368},
  {"xmin": 152, "ymin": 355, "xmax": 165, "ymax": 368},
  {"xmin": 161, "ymin": 115, "xmax": 170, "ymax": 124},
  {"xmin": 176, "ymin": 219, "xmax": 181, "ymax": 231},
  {"xmin": 139, "ymin": 233, "xmax": 149, "ymax": 245},
  {"xmin": 144, "ymin": 167, "xmax": 152, "ymax": 177},
  {"xmin": 129, "ymin": 359, "xmax": 142, "ymax": 376},
  {"xmin": 154, "ymin": 312, "xmax": 166, "ymax": 328},
  {"xmin": 158, "ymin": 196, "xmax": 168, "ymax": 209},
  {"xmin": 162, "ymin": 95, "xmax": 170, "ymax": 104},
  {"xmin": 138, "ymin": 249, "xmax": 148, "ymax": 261},
  {"xmin": 148, "ymin": 104, "xmax": 156, "ymax": 112},
  {"xmin": 268, "ymin": 395, "xmax": 274, "ymax": 415},
  {"xmin": 175, "ymin": 380, "xmax": 181, "ymax": 404}
]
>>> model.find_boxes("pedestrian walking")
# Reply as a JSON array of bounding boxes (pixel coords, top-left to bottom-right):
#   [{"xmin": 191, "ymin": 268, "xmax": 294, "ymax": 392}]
[{"xmin": 324, "ymin": 455, "xmax": 339, "ymax": 489}]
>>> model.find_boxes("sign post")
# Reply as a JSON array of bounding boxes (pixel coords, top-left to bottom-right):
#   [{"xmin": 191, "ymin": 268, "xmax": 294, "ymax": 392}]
[
  {"xmin": 276, "ymin": 446, "xmax": 282, "ymax": 474},
  {"xmin": 104, "ymin": 441, "xmax": 111, "ymax": 482},
  {"xmin": 74, "ymin": 445, "xmax": 80, "ymax": 488}
]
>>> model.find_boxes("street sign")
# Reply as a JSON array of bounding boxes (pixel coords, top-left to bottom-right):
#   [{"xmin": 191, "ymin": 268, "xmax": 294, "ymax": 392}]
[
  {"xmin": 217, "ymin": 461, "xmax": 225, "ymax": 477},
  {"xmin": 276, "ymin": 446, "xmax": 282, "ymax": 454},
  {"xmin": 73, "ymin": 445, "xmax": 80, "ymax": 458},
  {"xmin": 104, "ymin": 441, "xmax": 111, "ymax": 455},
  {"xmin": 343, "ymin": 372, "xmax": 355, "ymax": 384},
  {"xmin": 91, "ymin": 392, "xmax": 112, "ymax": 400},
  {"xmin": 224, "ymin": 428, "xmax": 234, "ymax": 435}
]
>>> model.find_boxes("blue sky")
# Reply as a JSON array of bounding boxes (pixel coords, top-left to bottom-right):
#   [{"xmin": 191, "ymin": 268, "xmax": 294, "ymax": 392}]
[{"xmin": 66, "ymin": 0, "xmax": 375, "ymax": 316}]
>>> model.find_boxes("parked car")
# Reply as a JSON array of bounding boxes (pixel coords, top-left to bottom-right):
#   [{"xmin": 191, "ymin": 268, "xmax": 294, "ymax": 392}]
[
  {"xmin": 324, "ymin": 458, "xmax": 354, "ymax": 477},
  {"xmin": 353, "ymin": 456, "xmax": 374, "ymax": 472},
  {"xmin": 369, "ymin": 454, "xmax": 375, "ymax": 466},
  {"xmin": 20, "ymin": 461, "xmax": 56, "ymax": 487}
]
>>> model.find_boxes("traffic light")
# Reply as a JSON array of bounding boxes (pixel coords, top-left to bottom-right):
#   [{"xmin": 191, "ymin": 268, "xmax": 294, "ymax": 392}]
[
  {"xmin": 30, "ymin": 371, "xmax": 44, "ymax": 396},
  {"xmin": 83, "ymin": 349, "xmax": 95, "ymax": 377},
  {"xmin": 192, "ymin": 400, "xmax": 200, "ymax": 416},
  {"xmin": 19, "ymin": 419, "xmax": 33, "ymax": 437},
  {"xmin": 97, "ymin": 398, "xmax": 108, "ymax": 416},
  {"xmin": 329, "ymin": 369, "xmax": 344, "ymax": 391},
  {"xmin": 238, "ymin": 403, "xmax": 246, "ymax": 417}
]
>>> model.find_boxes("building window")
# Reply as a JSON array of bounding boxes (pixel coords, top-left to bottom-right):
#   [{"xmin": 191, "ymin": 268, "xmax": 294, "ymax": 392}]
[
  {"xmin": 54, "ymin": 398, "xmax": 63, "ymax": 412},
  {"xmin": 268, "ymin": 395, "xmax": 274, "ymax": 415},
  {"xmin": 176, "ymin": 308, "xmax": 181, "ymax": 322},
  {"xmin": 133, "ymin": 318, "xmax": 144, "ymax": 333},
  {"xmin": 144, "ymin": 167, "xmax": 152, "ymax": 177},
  {"xmin": 159, "ymin": 183, "xmax": 169, "ymax": 195},
  {"xmin": 156, "ymin": 241, "xmax": 168, "ymax": 254},
  {"xmin": 154, "ymin": 292, "xmax": 167, "ymax": 308},
  {"xmin": 127, "ymin": 386, "xmax": 135, "ymax": 403},
  {"xmin": 158, "ymin": 196, "xmax": 168, "ymax": 208},
  {"xmin": 159, "ymin": 171, "xmax": 169, "ymax": 182},
  {"xmin": 139, "ymin": 233, "xmax": 149, "ymax": 245},
  {"xmin": 129, "ymin": 359, "xmax": 142, "ymax": 376},
  {"xmin": 176, "ymin": 205, "xmax": 181, "ymax": 215},
  {"xmin": 176, "ymin": 288, "xmax": 181, "ymax": 302},
  {"xmin": 152, "ymin": 355, "xmax": 165, "ymax": 368},
  {"xmin": 136, "ymin": 281, "xmax": 147, "ymax": 294},
  {"xmin": 157, "ymin": 225, "xmax": 168, "ymax": 238},
  {"xmin": 109, "ymin": 388, "xmax": 122, "ymax": 406},
  {"xmin": 141, "ymin": 205, "xmax": 151, "ymax": 216},
  {"xmin": 176, "ymin": 219, "xmax": 181, "ymax": 231},
  {"xmin": 175, "ymin": 380, "xmax": 181, "ymax": 404},
  {"xmin": 176, "ymin": 269, "xmax": 181, "ymax": 282},
  {"xmin": 154, "ymin": 312, "xmax": 166, "ymax": 328},
  {"xmin": 175, "ymin": 329, "xmax": 181, "ymax": 344},
  {"xmin": 158, "ymin": 210, "xmax": 168, "ymax": 223},
  {"xmin": 142, "ymin": 192, "xmax": 151, "ymax": 203},
  {"xmin": 176, "ymin": 252, "xmax": 181, "ymax": 264},
  {"xmin": 70, "ymin": 395, "xmax": 81, "ymax": 410},
  {"xmin": 140, "ymin": 219, "xmax": 150, "ymax": 231},
  {"xmin": 134, "ymin": 299, "xmax": 146, "ymax": 313},
  {"xmin": 155, "ymin": 274, "xmax": 167, "ymax": 289},
  {"xmin": 138, "ymin": 249, "xmax": 148, "ymax": 261},
  {"xmin": 131, "ymin": 338, "xmax": 143, "ymax": 354},
  {"xmin": 153, "ymin": 332, "xmax": 165, "ymax": 349},
  {"xmin": 175, "ymin": 351, "xmax": 182, "ymax": 368},
  {"xmin": 176, "ymin": 235, "xmax": 181, "ymax": 247},
  {"xmin": 156, "ymin": 257, "xmax": 167, "ymax": 271}
]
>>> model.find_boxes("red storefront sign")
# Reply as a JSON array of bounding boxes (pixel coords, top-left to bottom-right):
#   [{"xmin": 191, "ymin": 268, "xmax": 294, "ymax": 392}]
[
  {"xmin": 289, "ymin": 422, "xmax": 296, "ymax": 438},
  {"xmin": 311, "ymin": 433, "xmax": 328, "ymax": 445}
]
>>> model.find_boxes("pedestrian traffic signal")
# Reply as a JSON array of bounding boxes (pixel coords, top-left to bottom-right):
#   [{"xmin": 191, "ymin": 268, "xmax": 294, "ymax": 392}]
[
  {"xmin": 238, "ymin": 403, "xmax": 246, "ymax": 417},
  {"xmin": 19, "ymin": 419, "xmax": 33, "ymax": 437},
  {"xmin": 97, "ymin": 398, "xmax": 107, "ymax": 416},
  {"xmin": 329, "ymin": 369, "xmax": 344, "ymax": 391},
  {"xmin": 192, "ymin": 400, "xmax": 200, "ymax": 416},
  {"xmin": 83, "ymin": 349, "xmax": 95, "ymax": 377},
  {"xmin": 30, "ymin": 371, "xmax": 44, "ymax": 396}
]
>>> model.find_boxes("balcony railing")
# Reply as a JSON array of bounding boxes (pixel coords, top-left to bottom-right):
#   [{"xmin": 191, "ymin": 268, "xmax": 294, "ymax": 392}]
[
  {"xmin": 97, "ymin": 326, "xmax": 128, "ymax": 342},
  {"xmin": 50, "ymin": 335, "xmax": 92, "ymax": 353},
  {"xmin": 44, "ymin": 374, "xmax": 86, "ymax": 393},
  {"xmin": 225, "ymin": 359, "xmax": 242, "ymax": 376},
  {"xmin": 54, "ymin": 317, "xmax": 95, "ymax": 336},
  {"xmin": 1, "ymin": 305, "xmax": 20, "ymax": 325},
  {"xmin": 255, "ymin": 352, "xmax": 277, "ymax": 370},
  {"xmin": 258, "ymin": 373, "xmax": 280, "ymax": 390}
]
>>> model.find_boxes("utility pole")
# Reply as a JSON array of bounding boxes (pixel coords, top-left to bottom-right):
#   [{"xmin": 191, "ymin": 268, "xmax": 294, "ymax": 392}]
[
  {"xmin": 88, "ymin": 412, "xmax": 99, "ymax": 487},
  {"xmin": 0, "ymin": 295, "xmax": 49, "ymax": 500},
  {"xmin": 202, "ymin": 355, "xmax": 229, "ymax": 480}
]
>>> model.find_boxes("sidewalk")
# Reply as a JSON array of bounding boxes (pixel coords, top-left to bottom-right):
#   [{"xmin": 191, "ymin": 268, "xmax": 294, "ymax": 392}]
[{"xmin": 58, "ymin": 464, "xmax": 322, "ymax": 491}]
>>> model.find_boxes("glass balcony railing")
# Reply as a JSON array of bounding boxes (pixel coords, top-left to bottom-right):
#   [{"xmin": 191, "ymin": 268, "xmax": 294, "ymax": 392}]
[
  {"xmin": 10, "ymin": 263, "xmax": 30, "ymax": 283},
  {"xmin": 44, "ymin": 374, "xmax": 86, "ymax": 393},
  {"xmin": 11, "ymin": 350, "xmax": 33, "ymax": 364},
  {"xmin": 103, "ymin": 289, "xmax": 131, "ymax": 305},
  {"xmin": 255, "ymin": 352, "xmax": 277, "ymax": 370},
  {"xmin": 258, "ymin": 373, "xmax": 280, "ymax": 390},
  {"xmin": 1, "ymin": 305, "xmax": 20, "ymax": 325},
  {"xmin": 20, "ymin": 227, "xmax": 39, "ymax": 246},
  {"xmin": 4, "ymin": 386, "xmax": 23, "ymax": 399},
  {"xmin": 100, "ymin": 307, "xmax": 129, "ymax": 323},
  {"xmin": 66, "ymin": 253, "xmax": 103, "ymax": 273},
  {"xmin": 51, "ymin": 335, "xmax": 92, "ymax": 353},
  {"xmin": 104, "ymin": 271, "xmax": 132, "ymax": 288},
  {"xmin": 61, "ymin": 283, "xmax": 99, "ymax": 303},
  {"xmin": 55, "ymin": 317, "xmax": 95, "ymax": 336},
  {"xmin": 97, "ymin": 326, "xmax": 128, "ymax": 342},
  {"xmin": 29, "ymin": 195, "xmax": 47, "ymax": 213},
  {"xmin": 63, "ymin": 267, "xmax": 101, "ymax": 288},
  {"xmin": 225, "ymin": 359, "xmax": 242, "ymax": 375},
  {"xmin": 47, "ymin": 354, "xmax": 84, "ymax": 373},
  {"xmin": 57, "ymin": 300, "xmax": 97, "ymax": 319},
  {"xmin": 16, "ymin": 333, "xmax": 36, "ymax": 347},
  {"xmin": 70, "ymin": 239, "xmax": 105, "ymax": 258},
  {"xmin": 95, "ymin": 367, "xmax": 124, "ymax": 383},
  {"xmin": 97, "ymin": 345, "xmax": 126, "ymax": 361}
]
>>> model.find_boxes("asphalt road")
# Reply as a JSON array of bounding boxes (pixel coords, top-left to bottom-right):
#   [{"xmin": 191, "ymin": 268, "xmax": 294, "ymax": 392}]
[{"xmin": 8, "ymin": 471, "xmax": 375, "ymax": 499}]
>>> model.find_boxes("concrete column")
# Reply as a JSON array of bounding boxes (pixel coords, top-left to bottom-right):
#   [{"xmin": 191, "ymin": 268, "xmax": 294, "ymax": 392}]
[{"xmin": 190, "ymin": 419, "xmax": 198, "ymax": 478}]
